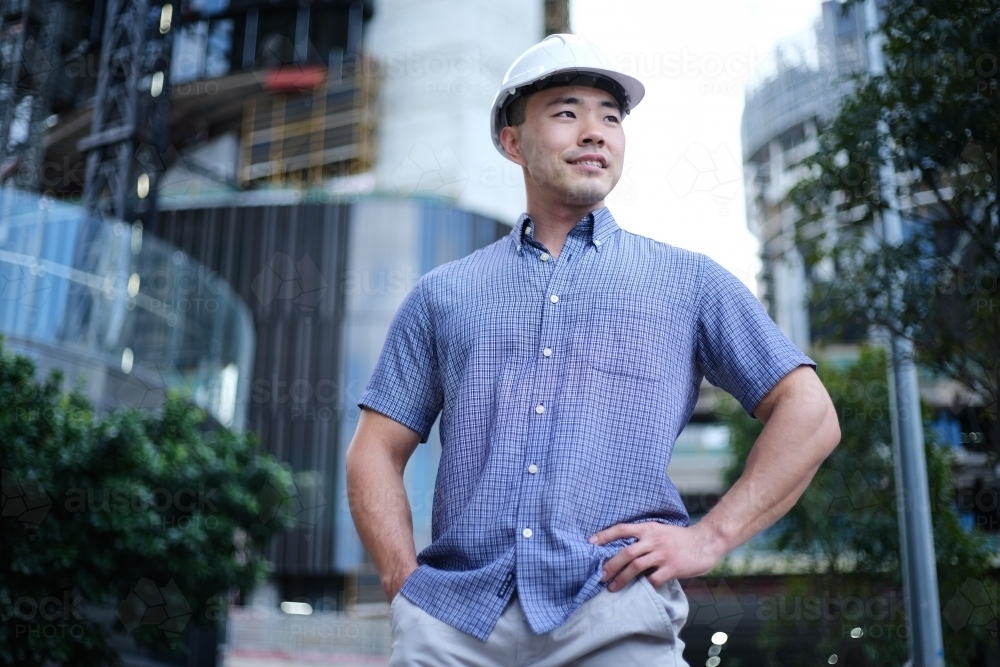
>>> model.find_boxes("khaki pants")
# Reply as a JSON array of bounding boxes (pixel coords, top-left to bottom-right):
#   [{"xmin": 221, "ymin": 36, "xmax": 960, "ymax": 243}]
[{"xmin": 388, "ymin": 575, "xmax": 689, "ymax": 666}]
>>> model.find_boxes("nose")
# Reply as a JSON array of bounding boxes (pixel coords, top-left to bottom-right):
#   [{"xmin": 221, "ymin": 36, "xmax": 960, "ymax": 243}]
[{"xmin": 578, "ymin": 114, "xmax": 606, "ymax": 147}]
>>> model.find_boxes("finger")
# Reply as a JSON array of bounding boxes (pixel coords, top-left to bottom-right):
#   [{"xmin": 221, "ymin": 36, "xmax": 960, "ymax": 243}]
[
  {"xmin": 600, "ymin": 542, "xmax": 650, "ymax": 582},
  {"xmin": 589, "ymin": 521, "xmax": 642, "ymax": 545},
  {"xmin": 607, "ymin": 555, "xmax": 656, "ymax": 592},
  {"xmin": 645, "ymin": 565, "xmax": 671, "ymax": 588}
]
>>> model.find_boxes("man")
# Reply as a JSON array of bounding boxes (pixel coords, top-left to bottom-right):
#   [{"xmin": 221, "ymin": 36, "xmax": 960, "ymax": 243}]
[{"xmin": 346, "ymin": 34, "xmax": 841, "ymax": 666}]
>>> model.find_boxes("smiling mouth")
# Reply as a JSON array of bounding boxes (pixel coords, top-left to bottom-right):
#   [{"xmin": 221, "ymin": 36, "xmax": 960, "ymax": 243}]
[{"xmin": 569, "ymin": 159, "xmax": 606, "ymax": 169}]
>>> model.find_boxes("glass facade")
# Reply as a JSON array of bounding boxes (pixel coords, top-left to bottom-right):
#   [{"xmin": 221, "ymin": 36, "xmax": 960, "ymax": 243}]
[{"xmin": 0, "ymin": 186, "xmax": 255, "ymax": 428}]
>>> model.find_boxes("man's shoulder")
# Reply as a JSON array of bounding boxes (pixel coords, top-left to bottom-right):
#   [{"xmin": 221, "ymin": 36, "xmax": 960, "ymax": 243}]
[
  {"xmin": 616, "ymin": 228, "xmax": 699, "ymax": 258},
  {"xmin": 415, "ymin": 235, "xmax": 512, "ymax": 292},
  {"xmin": 614, "ymin": 228, "xmax": 709, "ymax": 279}
]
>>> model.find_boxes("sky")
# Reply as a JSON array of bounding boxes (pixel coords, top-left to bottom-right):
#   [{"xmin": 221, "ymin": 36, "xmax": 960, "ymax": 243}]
[{"xmin": 570, "ymin": 0, "xmax": 824, "ymax": 290}]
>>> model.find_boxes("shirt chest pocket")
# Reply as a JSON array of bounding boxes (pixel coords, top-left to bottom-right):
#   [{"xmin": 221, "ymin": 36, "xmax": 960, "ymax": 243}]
[{"xmin": 586, "ymin": 297, "xmax": 668, "ymax": 382}]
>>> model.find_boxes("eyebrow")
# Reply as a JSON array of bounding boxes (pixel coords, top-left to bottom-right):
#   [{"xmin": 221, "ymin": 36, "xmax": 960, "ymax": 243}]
[{"xmin": 545, "ymin": 96, "xmax": 621, "ymax": 112}]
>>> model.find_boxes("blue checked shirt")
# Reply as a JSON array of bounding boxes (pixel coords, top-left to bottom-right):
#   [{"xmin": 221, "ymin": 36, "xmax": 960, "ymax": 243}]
[{"xmin": 358, "ymin": 206, "xmax": 814, "ymax": 641}]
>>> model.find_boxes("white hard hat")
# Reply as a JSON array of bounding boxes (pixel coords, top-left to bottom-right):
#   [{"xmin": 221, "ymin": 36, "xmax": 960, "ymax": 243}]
[{"xmin": 490, "ymin": 33, "xmax": 645, "ymax": 159}]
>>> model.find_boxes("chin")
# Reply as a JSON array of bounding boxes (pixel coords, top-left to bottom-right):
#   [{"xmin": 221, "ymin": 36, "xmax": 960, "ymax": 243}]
[{"xmin": 560, "ymin": 185, "xmax": 610, "ymax": 207}]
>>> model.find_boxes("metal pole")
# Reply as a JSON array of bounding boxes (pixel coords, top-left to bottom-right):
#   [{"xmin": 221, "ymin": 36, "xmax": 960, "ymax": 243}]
[{"xmin": 863, "ymin": 1, "xmax": 944, "ymax": 664}]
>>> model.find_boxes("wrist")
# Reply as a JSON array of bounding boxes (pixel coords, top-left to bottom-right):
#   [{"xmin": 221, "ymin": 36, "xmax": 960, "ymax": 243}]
[
  {"xmin": 382, "ymin": 561, "xmax": 418, "ymax": 590},
  {"xmin": 692, "ymin": 517, "xmax": 732, "ymax": 563}
]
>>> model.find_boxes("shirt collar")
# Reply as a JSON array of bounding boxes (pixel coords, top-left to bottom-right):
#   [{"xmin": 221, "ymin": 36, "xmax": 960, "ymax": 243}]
[{"xmin": 509, "ymin": 206, "xmax": 619, "ymax": 254}]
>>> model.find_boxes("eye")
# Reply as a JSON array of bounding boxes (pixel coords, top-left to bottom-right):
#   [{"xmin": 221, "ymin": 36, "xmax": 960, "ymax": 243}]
[
  {"xmin": 556, "ymin": 110, "xmax": 576, "ymax": 118},
  {"xmin": 605, "ymin": 114, "xmax": 621, "ymax": 123}
]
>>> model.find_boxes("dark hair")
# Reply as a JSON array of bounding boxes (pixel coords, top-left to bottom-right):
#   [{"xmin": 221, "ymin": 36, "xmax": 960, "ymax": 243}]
[
  {"xmin": 506, "ymin": 94, "xmax": 531, "ymax": 126},
  {"xmin": 502, "ymin": 71, "xmax": 627, "ymax": 128}
]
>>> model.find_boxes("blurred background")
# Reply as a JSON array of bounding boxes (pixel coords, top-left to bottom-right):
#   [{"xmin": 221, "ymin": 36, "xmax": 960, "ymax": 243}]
[{"xmin": 1, "ymin": 0, "xmax": 996, "ymax": 665}]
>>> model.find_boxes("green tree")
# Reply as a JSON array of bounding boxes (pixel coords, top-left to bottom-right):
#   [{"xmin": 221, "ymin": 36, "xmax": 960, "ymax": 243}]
[
  {"xmin": 0, "ymin": 338, "xmax": 295, "ymax": 666},
  {"xmin": 787, "ymin": 0, "xmax": 998, "ymax": 451},
  {"xmin": 723, "ymin": 347, "xmax": 997, "ymax": 666}
]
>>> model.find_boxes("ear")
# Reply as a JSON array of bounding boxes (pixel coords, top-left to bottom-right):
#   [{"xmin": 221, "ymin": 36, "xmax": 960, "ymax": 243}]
[{"xmin": 499, "ymin": 125, "xmax": 527, "ymax": 166}]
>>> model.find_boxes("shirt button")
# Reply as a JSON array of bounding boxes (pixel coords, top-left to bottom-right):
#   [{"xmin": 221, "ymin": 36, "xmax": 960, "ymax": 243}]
[
  {"xmin": 549, "ymin": 294, "xmax": 559, "ymax": 303},
  {"xmin": 540, "ymin": 252, "xmax": 550, "ymax": 261},
  {"xmin": 542, "ymin": 347, "xmax": 552, "ymax": 357},
  {"xmin": 534, "ymin": 404, "xmax": 545, "ymax": 414},
  {"xmin": 522, "ymin": 528, "xmax": 533, "ymax": 538},
  {"xmin": 527, "ymin": 464, "xmax": 538, "ymax": 474}
]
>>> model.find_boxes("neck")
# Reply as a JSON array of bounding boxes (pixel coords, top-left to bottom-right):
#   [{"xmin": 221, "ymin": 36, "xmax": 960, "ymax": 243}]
[{"xmin": 524, "ymin": 190, "xmax": 603, "ymax": 260}]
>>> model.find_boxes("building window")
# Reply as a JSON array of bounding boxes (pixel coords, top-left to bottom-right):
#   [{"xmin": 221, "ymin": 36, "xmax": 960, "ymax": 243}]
[
  {"xmin": 780, "ymin": 124, "xmax": 806, "ymax": 153},
  {"xmin": 172, "ymin": 18, "xmax": 233, "ymax": 82}
]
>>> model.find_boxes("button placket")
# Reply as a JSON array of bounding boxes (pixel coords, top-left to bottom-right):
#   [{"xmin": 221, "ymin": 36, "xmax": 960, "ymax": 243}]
[{"xmin": 516, "ymin": 231, "xmax": 593, "ymax": 562}]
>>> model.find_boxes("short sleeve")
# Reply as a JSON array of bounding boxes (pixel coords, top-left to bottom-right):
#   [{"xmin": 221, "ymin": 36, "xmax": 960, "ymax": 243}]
[
  {"xmin": 357, "ymin": 277, "xmax": 443, "ymax": 442},
  {"xmin": 694, "ymin": 256, "xmax": 815, "ymax": 417}
]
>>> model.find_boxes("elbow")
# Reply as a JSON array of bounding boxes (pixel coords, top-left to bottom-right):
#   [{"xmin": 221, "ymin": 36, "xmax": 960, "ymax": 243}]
[
  {"xmin": 344, "ymin": 441, "xmax": 370, "ymax": 512},
  {"xmin": 345, "ymin": 448, "xmax": 356, "ymax": 479},
  {"xmin": 344, "ymin": 438, "xmax": 364, "ymax": 486},
  {"xmin": 344, "ymin": 450, "xmax": 357, "ymax": 495},
  {"xmin": 821, "ymin": 397, "xmax": 841, "ymax": 458}
]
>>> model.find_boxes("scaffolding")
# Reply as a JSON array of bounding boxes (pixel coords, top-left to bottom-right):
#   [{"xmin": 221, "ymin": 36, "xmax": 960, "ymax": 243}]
[
  {"xmin": 78, "ymin": 0, "xmax": 173, "ymax": 226},
  {"xmin": 238, "ymin": 53, "xmax": 379, "ymax": 188},
  {"xmin": 0, "ymin": 0, "xmax": 66, "ymax": 191}
]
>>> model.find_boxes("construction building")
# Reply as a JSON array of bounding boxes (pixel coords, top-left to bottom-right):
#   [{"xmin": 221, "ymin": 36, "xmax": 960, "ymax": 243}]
[
  {"xmin": 0, "ymin": 0, "xmax": 902, "ymax": 663},
  {"xmin": 2, "ymin": 0, "xmax": 542, "ymax": 664}
]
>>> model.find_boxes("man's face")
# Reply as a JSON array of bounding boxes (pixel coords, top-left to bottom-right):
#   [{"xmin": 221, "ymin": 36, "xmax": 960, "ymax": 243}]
[{"xmin": 501, "ymin": 85, "xmax": 626, "ymax": 207}]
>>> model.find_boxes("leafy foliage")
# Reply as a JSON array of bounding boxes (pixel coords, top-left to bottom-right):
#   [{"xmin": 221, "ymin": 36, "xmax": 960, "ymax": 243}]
[
  {"xmin": 786, "ymin": 0, "xmax": 999, "ymax": 452},
  {"xmin": 723, "ymin": 347, "xmax": 997, "ymax": 666},
  {"xmin": 0, "ymin": 338, "xmax": 294, "ymax": 666}
]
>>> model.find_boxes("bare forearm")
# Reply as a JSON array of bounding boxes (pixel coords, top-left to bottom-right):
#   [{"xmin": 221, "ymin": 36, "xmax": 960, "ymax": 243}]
[
  {"xmin": 346, "ymin": 448, "xmax": 419, "ymax": 588},
  {"xmin": 697, "ymin": 372, "xmax": 841, "ymax": 558},
  {"xmin": 590, "ymin": 368, "xmax": 839, "ymax": 588}
]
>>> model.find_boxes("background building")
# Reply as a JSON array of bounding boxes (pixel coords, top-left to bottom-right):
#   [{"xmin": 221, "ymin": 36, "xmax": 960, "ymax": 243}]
[
  {"xmin": 2, "ymin": 0, "xmax": 903, "ymax": 663},
  {"xmin": 743, "ymin": 0, "xmax": 995, "ymax": 490},
  {"xmin": 19, "ymin": 0, "xmax": 544, "ymax": 561},
  {"xmin": 741, "ymin": 0, "xmax": 998, "ymax": 622},
  {"xmin": 147, "ymin": 197, "xmax": 506, "ymax": 611},
  {"xmin": 0, "ymin": 186, "xmax": 254, "ymax": 430},
  {"xmin": 741, "ymin": 0, "xmax": 869, "ymax": 352},
  {"xmin": 4, "ymin": 0, "xmax": 544, "ymax": 664}
]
